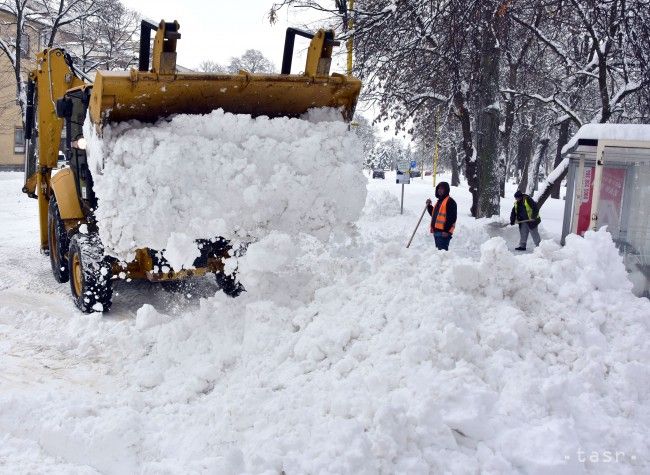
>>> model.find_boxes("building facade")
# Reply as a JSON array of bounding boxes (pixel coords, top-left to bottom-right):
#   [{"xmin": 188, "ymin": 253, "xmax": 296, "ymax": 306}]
[{"xmin": 0, "ymin": 8, "xmax": 47, "ymax": 170}]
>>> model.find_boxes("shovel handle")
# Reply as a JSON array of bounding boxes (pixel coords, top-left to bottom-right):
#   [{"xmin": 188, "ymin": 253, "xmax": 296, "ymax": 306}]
[{"xmin": 406, "ymin": 204, "xmax": 429, "ymax": 248}]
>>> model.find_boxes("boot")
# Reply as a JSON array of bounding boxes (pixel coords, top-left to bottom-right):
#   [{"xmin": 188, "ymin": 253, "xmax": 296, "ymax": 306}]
[{"xmin": 515, "ymin": 246, "xmax": 526, "ymax": 251}]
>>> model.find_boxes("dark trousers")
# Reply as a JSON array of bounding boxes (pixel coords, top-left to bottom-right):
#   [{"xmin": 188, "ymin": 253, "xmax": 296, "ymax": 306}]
[
  {"xmin": 433, "ymin": 231, "xmax": 452, "ymax": 251},
  {"xmin": 518, "ymin": 222, "xmax": 541, "ymax": 247}
]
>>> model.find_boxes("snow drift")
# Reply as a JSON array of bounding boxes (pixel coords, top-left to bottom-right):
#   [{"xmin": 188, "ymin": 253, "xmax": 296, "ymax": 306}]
[
  {"xmin": 84, "ymin": 108, "xmax": 366, "ymax": 268},
  {"xmin": 1, "ymin": 223, "xmax": 648, "ymax": 474}
]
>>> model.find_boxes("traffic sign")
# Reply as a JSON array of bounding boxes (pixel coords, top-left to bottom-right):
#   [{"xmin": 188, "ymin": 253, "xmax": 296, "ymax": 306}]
[{"xmin": 396, "ymin": 170, "xmax": 410, "ymax": 184}]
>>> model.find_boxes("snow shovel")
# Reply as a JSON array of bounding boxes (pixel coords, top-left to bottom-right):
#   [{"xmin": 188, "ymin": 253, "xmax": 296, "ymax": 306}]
[
  {"xmin": 488, "ymin": 219, "xmax": 534, "ymax": 229},
  {"xmin": 406, "ymin": 205, "xmax": 429, "ymax": 248},
  {"xmin": 487, "ymin": 221, "xmax": 510, "ymax": 229}
]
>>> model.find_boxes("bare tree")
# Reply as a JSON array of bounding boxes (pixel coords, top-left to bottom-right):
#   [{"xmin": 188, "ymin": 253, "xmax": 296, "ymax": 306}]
[
  {"xmin": 227, "ymin": 49, "xmax": 275, "ymax": 74},
  {"xmin": 0, "ymin": 0, "xmax": 36, "ymax": 119},
  {"xmin": 197, "ymin": 59, "xmax": 226, "ymax": 73},
  {"xmin": 271, "ymin": 0, "xmax": 650, "ymax": 214},
  {"xmin": 72, "ymin": 0, "xmax": 138, "ymax": 72},
  {"xmin": 93, "ymin": 0, "xmax": 138, "ymax": 70},
  {"xmin": 510, "ymin": 0, "xmax": 650, "ymax": 207},
  {"xmin": 0, "ymin": 0, "xmax": 103, "ymax": 125},
  {"xmin": 270, "ymin": 1, "xmax": 518, "ymax": 218}
]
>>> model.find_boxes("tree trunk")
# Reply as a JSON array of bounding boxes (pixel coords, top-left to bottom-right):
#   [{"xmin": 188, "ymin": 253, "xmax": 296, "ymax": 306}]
[
  {"xmin": 453, "ymin": 90, "xmax": 478, "ymax": 217},
  {"xmin": 498, "ymin": 150, "xmax": 507, "ymax": 198},
  {"xmin": 537, "ymin": 164, "xmax": 568, "ymax": 208},
  {"xmin": 14, "ymin": 9, "xmax": 25, "ymax": 128},
  {"xmin": 474, "ymin": 4, "xmax": 502, "ymax": 218},
  {"xmin": 450, "ymin": 146, "xmax": 460, "ymax": 186},
  {"xmin": 551, "ymin": 120, "xmax": 570, "ymax": 199},
  {"xmin": 526, "ymin": 131, "xmax": 550, "ymax": 195},
  {"xmin": 515, "ymin": 126, "xmax": 533, "ymax": 192},
  {"xmin": 499, "ymin": 83, "xmax": 516, "ymax": 198},
  {"xmin": 476, "ymin": 104, "xmax": 501, "ymax": 217}
]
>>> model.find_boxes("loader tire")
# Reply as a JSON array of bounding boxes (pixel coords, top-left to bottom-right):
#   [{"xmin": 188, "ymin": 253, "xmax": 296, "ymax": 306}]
[
  {"xmin": 68, "ymin": 233, "xmax": 112, "ymax": 313},
  {"xmin": 48, "ymin": 196, "xmax": 69, "ymax": 283},
  {"xmin": 215, "ymin": 271, "xmax": 245, "ymax": 298}
]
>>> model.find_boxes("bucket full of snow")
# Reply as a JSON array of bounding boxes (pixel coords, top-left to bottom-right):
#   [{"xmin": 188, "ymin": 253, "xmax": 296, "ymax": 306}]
[{"xmin": 83, "ymin": 107, "xmax": 367, "ymax": 270}]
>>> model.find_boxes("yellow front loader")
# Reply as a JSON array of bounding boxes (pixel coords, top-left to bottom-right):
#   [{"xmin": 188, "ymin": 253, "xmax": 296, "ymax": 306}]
[{"xmin": 22, "ymin": 20, "xmax": 361, "ymax": 313}]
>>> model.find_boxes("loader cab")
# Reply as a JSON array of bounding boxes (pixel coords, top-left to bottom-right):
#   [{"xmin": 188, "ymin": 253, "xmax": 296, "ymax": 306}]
[{"xmin": 56, "ymin": 87, "xmax": 96, "ymax": 212}]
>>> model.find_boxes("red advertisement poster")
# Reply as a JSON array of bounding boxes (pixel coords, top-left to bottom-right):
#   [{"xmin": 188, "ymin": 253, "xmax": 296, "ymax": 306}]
[
  {"xmin": 576, "ymin": 167, "xmax": 625, "ymax": 236},
  {"xmin": 576, "ymin": 167, "xmax": 594, "ymax": 235}
]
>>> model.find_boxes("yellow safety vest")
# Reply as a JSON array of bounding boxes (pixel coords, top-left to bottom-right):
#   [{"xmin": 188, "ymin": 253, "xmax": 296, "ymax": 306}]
[{"xmin": 515, "ymin": 198, "xmax": 537, "ymax": 221}]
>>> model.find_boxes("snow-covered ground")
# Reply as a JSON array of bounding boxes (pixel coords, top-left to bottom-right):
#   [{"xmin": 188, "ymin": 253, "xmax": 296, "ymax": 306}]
[{"xmin": 1, "ymin": 169, "xmax": 649, "ymax": 474}]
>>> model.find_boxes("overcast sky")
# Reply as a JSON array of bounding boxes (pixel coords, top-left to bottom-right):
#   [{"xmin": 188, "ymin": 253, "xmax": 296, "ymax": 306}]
[
  {"xmin": 120, "ymin": 0, "xmax": 402, "ymax": 143},
  {"xmin": 121, "ymin": 0, "xmax": 325, "ymax": 71}
]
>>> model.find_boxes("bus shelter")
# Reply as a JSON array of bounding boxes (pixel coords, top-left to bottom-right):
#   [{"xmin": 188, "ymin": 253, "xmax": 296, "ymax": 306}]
[{"xmin": 561, "ymin": 125, "xmax": 650, "ymax": 297}]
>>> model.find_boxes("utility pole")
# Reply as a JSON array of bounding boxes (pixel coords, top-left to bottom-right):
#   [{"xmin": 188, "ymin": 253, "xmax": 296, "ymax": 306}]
[
  {"xmin": 347, "ymin": 0, "xmax": 354, "ymax": 76},
  {"xmin": 433, "ymin": 109, "xmax": 439, "ymax": 188}
]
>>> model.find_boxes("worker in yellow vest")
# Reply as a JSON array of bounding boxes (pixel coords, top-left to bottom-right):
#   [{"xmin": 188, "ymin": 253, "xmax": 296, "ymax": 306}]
[
  {"xmin": 510, "ymin": 190, "xmax": 541, "ymax": 250},
  {"xmin": 425, "ymin": 181, "xmax": 457, "ymax": 251}
]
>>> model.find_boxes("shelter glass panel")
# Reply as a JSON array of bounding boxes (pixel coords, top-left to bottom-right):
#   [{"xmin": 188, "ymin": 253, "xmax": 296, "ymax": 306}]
[
  {"xmin": 595, "ymin": 167, "xmax": 627, "ymax": 241},
  {"xmin": 621, "ymin": 162, "xmax": 650, "ymax": 281}
]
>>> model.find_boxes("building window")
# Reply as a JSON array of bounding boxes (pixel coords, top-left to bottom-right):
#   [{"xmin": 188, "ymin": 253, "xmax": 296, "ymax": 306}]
[{"xmin": 14, "ymin": 127, "xmax": 25, "ymax": 154}]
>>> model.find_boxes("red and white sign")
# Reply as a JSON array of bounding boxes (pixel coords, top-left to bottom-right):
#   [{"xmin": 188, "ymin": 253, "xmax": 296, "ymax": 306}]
[
  {"xmin": 576, "ymin": 167, "xmax": 625, "ymax": 236},
  {"xmin": 576, "ymin": 167, "xmax": 594, "ymax": 235}
]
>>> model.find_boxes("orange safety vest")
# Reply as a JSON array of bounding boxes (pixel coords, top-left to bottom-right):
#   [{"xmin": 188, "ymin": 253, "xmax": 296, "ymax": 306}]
[{"xmin": 433, "ymin": 196, "xmax": 455, "ymax": 234}]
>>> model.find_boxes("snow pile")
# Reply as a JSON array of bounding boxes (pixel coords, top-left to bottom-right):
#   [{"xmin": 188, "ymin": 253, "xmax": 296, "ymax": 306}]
[
  {"xmin": 134, "ymin": 230, "xmax": 648, "ymax": 473},
  {"xmin": 234, "ymin": 232, "xmax": 351, "ymax": 306},
  {"xmin": 2, "ymin": 226, "xmax": 648, "ymax": 473},
  {"xmin": 362, "ymin": 189, "xmax": 402, "ymax": 218},
  {"xmin": 84, "ymin": 108, "xmax": 366, "ymax": 267},
  {"xmin": 192, "ymin": 231, "xmax": 648, "ymax": 473}
]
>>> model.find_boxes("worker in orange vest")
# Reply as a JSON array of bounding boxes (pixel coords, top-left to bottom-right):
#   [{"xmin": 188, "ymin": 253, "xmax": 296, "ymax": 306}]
[{"xmin": 426, "ymin": 181, "xmax": 457, "ymax": 251}]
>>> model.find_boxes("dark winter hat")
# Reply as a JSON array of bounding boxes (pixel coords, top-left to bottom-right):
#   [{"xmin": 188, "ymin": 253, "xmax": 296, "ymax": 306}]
[
  {"xmin": 514, "ymin": 190, "xmax": 523, "ymax": 199},
  {"xmin": 436, "ymin": 181, "xmax": 450, "ymax": 196}
]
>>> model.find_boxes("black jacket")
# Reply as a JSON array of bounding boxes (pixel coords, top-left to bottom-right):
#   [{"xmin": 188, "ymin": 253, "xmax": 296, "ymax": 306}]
[
  {"xmin": 510, "ymin": 194, "xmax": 541, "ymax": 227},
  {"xmin": 427, "ymin": 182, "xmax": 457, "ymax": 234}
]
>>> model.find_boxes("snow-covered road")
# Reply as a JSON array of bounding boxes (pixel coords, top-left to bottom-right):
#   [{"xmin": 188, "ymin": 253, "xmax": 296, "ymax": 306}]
[
  {"xmin": 1, "ymin": 170, "xmax": 649, "ymax": 474},
  {"xmin": 0, "ymin": 172, "xmax": 219, "ymax": 472}
]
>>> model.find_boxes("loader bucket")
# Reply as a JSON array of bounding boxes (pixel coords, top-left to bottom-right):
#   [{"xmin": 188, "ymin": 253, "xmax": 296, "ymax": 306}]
[
  {"xmin": 87, "ymin": 21, "xmax": 361, "ymax": 128},
  {"xmin": 88, "ymin": 70, "xmax": 361, "ymax": 126}
]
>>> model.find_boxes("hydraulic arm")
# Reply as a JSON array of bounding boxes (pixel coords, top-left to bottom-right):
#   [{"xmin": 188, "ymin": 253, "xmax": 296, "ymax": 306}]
[{"xmin": 23, "ymin": 49, "xmax": 86, "ymax": 250}]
